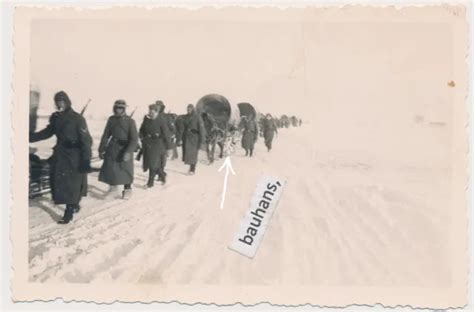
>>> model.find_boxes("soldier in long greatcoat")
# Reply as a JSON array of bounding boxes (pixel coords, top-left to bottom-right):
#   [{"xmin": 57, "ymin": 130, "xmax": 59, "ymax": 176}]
[
  {"xmin": 98, "ymin": 100, "xmax": 138, "ymax": 199},
  {"xmin": 175, "ymin": 114, "xmax": 185, "ymax": 158},
  {"xmin": 240, "ymin": 115, "xmax": 258, "ymax": 157},
  {"xmin": 167, "ymin": 113, "xmax": 179, "ymax": 160},
  {"xmin": 155, "ymin": 101, "xmax": 174, "ymax": 182},
  {"xmin": 139, "ymin": 103, "xmax": 172, "ymax": 187},
  {"xmin": 180, "ymin": 104, "xmax": 206, "ymax": 175},
  {"xmin": 29, "ymin": 91, "xmax": 93, "ymax": 224},
  {"xmin": 262, "ymin": 113, "xmax": 278, "ymax": 152}
]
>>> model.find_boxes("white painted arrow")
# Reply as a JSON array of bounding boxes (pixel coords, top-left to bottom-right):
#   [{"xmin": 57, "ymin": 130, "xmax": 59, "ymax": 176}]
[{"xmin": 218, "ymin": 156, "xmax": 236, "ymax": 210}]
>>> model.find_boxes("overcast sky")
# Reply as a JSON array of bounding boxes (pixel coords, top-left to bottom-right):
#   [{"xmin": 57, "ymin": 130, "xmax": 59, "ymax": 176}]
[
  {"xmin": 31, "ymin": 16, "xmax": 454, "ymax": 156},
  {"xmin": 31, "ymin": 19, "xmax": 308, "ymax": 119}
]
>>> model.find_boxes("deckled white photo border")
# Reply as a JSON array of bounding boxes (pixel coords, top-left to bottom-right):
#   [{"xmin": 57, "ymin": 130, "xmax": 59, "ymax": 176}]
[{"xmin": 2, "ymin": 1, "xmax": 471, "ymax": 310}]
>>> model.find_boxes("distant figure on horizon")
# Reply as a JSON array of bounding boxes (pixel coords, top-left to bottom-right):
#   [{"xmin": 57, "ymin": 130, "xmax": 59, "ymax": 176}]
[{"xmin": 98, "ymin": 100, "xmax": 138, "ymax": 200}]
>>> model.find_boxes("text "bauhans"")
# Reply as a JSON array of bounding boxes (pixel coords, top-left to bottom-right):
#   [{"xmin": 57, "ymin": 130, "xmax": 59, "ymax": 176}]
[{"xmin": 229, "ymin": 176, "xmax": 285, "ymax": 258}]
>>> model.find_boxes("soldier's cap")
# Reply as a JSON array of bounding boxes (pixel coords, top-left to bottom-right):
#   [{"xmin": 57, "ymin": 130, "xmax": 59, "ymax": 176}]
[
  {"xmin": 155, "ymin": 100, "xmax": 165, "ymax": 112},
  {"xmin": 148, "ymin": 103, "xmax": 160, "ymax": 111},
  {"xmin": 114, "ymin": 99, "xmax": 127, "ymax": 109},
  {"xmin": 54, "ymin": 91, "xmax": 71, "ymax": 107}
]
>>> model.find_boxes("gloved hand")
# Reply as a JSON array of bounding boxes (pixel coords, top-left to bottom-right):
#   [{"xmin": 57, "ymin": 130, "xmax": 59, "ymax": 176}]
[
  {"xmin": 99, "ymin": 151, "xmax": 105, "ymax": 160},
  {"xmin": 122, "ymin": 152, "xmax": 131, "ymax": 162},
  {"xmin": 79, "ymin": 159, "xmax": 92, "ymax": 173}
]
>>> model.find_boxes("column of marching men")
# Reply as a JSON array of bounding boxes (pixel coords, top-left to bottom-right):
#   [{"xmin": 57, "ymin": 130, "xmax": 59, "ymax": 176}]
[{"xmin": 30, "ymin": 91, "xmax": 299, "ymax": 225}]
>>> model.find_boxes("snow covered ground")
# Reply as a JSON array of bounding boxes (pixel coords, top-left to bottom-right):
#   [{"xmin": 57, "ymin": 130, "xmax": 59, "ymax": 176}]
[{"xmin": 28, "ymin": 121, "xmax": 452, "ymax": 287}]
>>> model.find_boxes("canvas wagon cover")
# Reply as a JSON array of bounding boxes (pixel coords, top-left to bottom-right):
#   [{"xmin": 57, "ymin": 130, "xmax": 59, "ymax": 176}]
[
  {"xmin": 196, "ymin": 94, "xmax": 240, "ymax": 128},
  {"xmin": 237, "ymin": 102, "xmax": 257, "ymax": 120}
]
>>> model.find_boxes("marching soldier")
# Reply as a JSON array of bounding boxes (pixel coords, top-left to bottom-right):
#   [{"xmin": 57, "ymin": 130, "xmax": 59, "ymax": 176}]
[
  {"xmin": 262, "ymin": 113, "xmax": 278, "ymax": 152},
  {"xmin": 167, "ymin": 113, "xmax": 179, "ymax": 160},
  {"xmin": 156, "ymin": 101, "xmax": 174, "ymax": 182},
  {"xmin": 175, "ymin": 114, "xmax": 185, "ymax": 157},
  {"xmin": 240, "ymin": 115, "xmax": 258, "ymax": 157},
  {"xmin": 139, "ymin": 103, "xmax": 172, "ymax": 187},
  {"xmin": 98, "ymin": 100, "xmax": 138, "ymax": 199},
  {"xmin": 180, "ymin": 104, "xmax": 206, "ymax": 175},
  {"xmin": 29, "ymin": 91, "xmax": 93, "ymax": 224}
]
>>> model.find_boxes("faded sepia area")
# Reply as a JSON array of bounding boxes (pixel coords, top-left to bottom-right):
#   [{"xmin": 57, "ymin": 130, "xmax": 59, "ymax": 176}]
[{"xmin": 13, "ymin": 5, "xmax": 468, "ymax": 308}]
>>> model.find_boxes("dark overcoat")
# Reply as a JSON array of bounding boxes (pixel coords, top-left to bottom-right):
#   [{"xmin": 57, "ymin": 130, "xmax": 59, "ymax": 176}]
[
  {"xmin": 262, "ymin": 119, "xmax": 278, "ymax": 149},
  {"xmin": 98, "ymin": 115, "xmax": 138, "ymax": 185},
  {"xmin": 181, "ymin": 113, "xmax": 206, "ymax": 165},
  {"xmin": 241, "ymin": 119, "xmax": 258, "ymax": 150},
  {"xmin": 139, "ymin": 114, "xmax": 172, "ymax": 171},
  {"xmin": 163, "ymin": 113, "xmax": 177, "ymax": 138},
  {"xmin": 29, "ymin": 108, "xmax": 92, "ymax": 205},
  {"xmin": 175, "ymin": 115, "xmax": 185, "ymax": 145},
  {"xmin": 162, "ymin": 113, "xmax": 177, "ymax": 151}
]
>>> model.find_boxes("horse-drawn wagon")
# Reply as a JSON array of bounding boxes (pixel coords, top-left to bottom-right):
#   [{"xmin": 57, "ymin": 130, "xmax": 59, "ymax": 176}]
[
  {"xmin": 280, "ymin": 114, "xmax": 290, "ymax": 128},
  {"xmin": 196, "ymin": 94, "xmax": 241, "ymax": 162}
]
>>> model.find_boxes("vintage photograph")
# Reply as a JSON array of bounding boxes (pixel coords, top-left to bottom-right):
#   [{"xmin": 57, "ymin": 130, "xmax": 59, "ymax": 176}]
[{"xmin": 11, "ymin": 4, "xmax": 469, "ymax": 308}]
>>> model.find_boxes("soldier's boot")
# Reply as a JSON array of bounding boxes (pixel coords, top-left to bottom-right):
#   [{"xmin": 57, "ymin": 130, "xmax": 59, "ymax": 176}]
[
  {"xmin": 146, "ymin": 171, "xmax": 156, "ymax": 188},
  {"xmin": 74, "ymin": 204, "xmax": 81, "ymax": 213},
  {"xmin": 57, "ymin": 218, "xmax": 71, "ymax": 225},
  {"xmin": 157, "ymin": 171, "xmax": 167, "ymax": 182},
  {"xmin": 157, "ymin": 172, "xmax": 167, "ymax": 184},
  {"xmin": 188, "ymin": 164, "xmax": 196, "ymax": 175},
  {"xmin": 122, "ymin": 189, "xmax": 132, "ymax": 200},
  {"xmin": 58, "ymin": 204, "xmax": 74, "ymax": 225}
]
